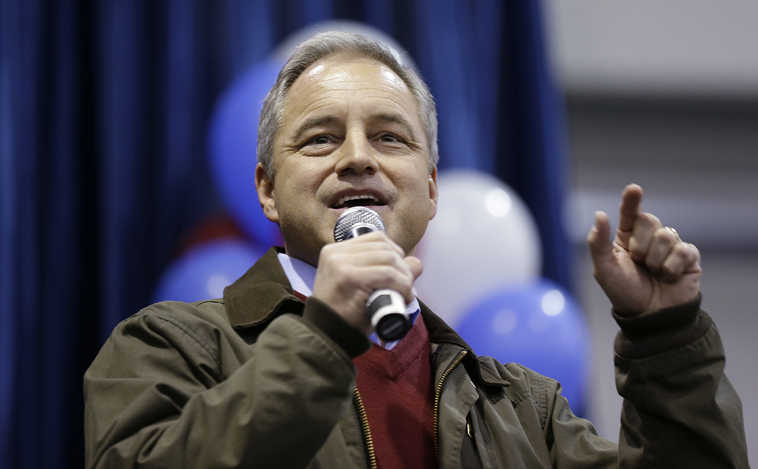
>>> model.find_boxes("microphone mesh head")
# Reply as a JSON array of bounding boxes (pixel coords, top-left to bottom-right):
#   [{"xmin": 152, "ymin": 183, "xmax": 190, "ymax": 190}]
[{"xmin": 333, "ymin": 207, "xmax": 385, "ymax": 242}]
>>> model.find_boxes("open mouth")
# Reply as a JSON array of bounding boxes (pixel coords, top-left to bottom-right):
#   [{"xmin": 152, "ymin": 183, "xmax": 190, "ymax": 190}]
[{"xmin": 330, "ymin": 193, "xmax": 387, "ymax": 209}]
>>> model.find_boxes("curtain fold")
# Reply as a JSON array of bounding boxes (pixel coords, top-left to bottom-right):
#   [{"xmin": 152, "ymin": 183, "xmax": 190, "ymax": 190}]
[{"xmin": 0, "ymin": 1, "xmax": 569, "ymax": 467}]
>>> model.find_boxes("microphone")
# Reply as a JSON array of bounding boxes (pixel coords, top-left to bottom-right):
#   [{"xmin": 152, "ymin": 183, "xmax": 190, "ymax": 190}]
[{"xmin": 333, "ymin": 206, "xmax": 412, "ymax": 341}]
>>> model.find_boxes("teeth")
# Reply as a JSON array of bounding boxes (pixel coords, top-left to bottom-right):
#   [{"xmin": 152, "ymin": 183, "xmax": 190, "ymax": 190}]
[{"xmin": 336, "ymin": 194, "xmax": 379, "ymax": 207}]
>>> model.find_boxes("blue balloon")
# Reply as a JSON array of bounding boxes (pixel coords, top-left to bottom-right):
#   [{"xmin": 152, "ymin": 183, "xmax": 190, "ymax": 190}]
[
  {"xmin": 208, "ymin": 58, "xmax": 284, "ymax": 247},
  {"xmin": 456, "ymin": 280, "xmax": 590, "ymax": 412},
  {"xmin": 154, "ymin": 240, "xmax": 264, "ymax": 303}
]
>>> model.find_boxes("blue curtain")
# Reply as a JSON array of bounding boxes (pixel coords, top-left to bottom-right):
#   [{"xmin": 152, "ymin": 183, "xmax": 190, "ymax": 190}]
[{"xmin": 0, "ymin": 1, "xmax": 569, "ymax": 467}]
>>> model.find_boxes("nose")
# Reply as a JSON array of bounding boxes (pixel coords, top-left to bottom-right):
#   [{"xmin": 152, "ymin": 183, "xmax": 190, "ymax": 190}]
[{"xmin": 335, "ymin": 131, "xmax": 378, "ymax": 177}]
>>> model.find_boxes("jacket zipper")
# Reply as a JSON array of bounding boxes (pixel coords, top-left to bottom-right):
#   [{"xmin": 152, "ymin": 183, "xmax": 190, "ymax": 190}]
[
  {"xmin": 433, "ymin": 350, "xmax": 468, "ymax": 455},
  {"xmin": 353, "ymin": 387, "xmax": 378, "ymax": 469}
]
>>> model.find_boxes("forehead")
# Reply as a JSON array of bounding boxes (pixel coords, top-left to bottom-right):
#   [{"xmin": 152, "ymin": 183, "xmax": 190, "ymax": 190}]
[{"xmin": 281, "ymin": 54, "xmax": 420, "ymax": 125}]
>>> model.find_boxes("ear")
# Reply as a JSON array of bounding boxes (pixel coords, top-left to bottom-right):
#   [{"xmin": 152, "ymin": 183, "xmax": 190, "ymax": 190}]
[
  {"xmin": 427, "ymin": 167, "xmax": 438, "ymax": 220},
  {"xmin": 255, "ymin": 163, "xmax": 280, "ymax": 224}
]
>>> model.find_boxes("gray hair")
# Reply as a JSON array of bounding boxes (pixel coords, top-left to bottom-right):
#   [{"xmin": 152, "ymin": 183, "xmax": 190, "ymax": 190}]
[{"xmin": 257, "ymin": 31, "xmax": 438, "ymax": 177}]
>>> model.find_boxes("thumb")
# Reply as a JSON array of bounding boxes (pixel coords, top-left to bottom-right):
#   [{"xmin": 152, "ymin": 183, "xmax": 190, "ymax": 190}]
[
  {"xmin": 405, "ymin": 256, "xmax": 423, "ymax": 281},
  {"xmin": 587, "ymin": 211, "xmax": 614, "ymax": 269}
]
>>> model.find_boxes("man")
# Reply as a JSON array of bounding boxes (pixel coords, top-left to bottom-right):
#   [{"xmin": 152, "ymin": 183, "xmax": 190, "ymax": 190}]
[{"xmin": 84, "ymin": 32, "xmax": 748, "ymax": 468}]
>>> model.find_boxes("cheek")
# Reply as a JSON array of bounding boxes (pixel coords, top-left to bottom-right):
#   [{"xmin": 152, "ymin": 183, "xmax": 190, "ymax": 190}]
[
  {"xmin": 277, "ymin": 162, "xmax": 325, "ymax": 193},
  {"xmin": 401, "ymin": 169, "xmax": 435, "ymax": 201}
]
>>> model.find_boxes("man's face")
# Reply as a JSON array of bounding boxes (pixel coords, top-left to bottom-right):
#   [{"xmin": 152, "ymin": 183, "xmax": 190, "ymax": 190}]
[{"xmin": 255, "ymin": 53, "xmax": 438, "ymax": 266}]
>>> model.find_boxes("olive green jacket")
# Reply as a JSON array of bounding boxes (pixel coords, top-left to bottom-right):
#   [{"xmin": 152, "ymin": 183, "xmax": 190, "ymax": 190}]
[{"xmin": 84, "ymin": 248, "xmax": 748, "ymax": 468}]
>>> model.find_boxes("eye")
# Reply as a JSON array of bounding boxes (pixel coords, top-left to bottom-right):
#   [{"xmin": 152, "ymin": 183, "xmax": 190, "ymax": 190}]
[
  {"xmin": 377, "ymin": 133, "xmax": 405, "ymax": 144},
  {"xmin": 299, "ymin": 134, "xmax": 340, "ymax": 156},
  {"xmin": 305, "ymin": 135, "xmax": 333, "ymax": 146}
]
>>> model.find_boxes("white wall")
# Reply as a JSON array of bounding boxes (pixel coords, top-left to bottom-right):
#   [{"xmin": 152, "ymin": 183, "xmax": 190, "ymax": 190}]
[
  {"xmin": 545, "ymin": 1, "xmax": 758, "ymax": 464},
  {"xmin": 546, "ymin": 0, "xmax": 758, "ymax": 95}
]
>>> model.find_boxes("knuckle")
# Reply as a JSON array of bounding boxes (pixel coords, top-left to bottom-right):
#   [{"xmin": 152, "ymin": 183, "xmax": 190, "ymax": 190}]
[
  {"xmin": 688, "ymin": 243, "xmax": 701, "ymax": 261},
  {"xmin": 319, "ymin": 243, "xmax": 333, "ymax": 257},
  {"xmin": 381, "ymin": 267, "xmax": 401, "ymax": 286},
  {"xmin": 643, "ymin": 213, "xmax": 662, "ymax": 227},
  {"xmin": 378, "ymin": 251, "xmax": 397, "ymax": 265},
  {"xmin": 318, "ymin": 253, "xmax": 333, "ymax": 269},
  {"xmin": 406, "ymin": 257, "xmax": 422, "ymax": 276},
  {"xmin": 685, "ymin": 242, "xmax": 699, "ymax": 255},
  {"xmin": 653, "ymin": 227, "xmax": 675, "ymax": 244},
  {"xmin": 632, "ymin": 223, "xmax": 651, "ymax": 239},
  {"xmin": 629, "ymin": 240, "xmax": 646, "ymax": 259},
  {"xmin": 336, "ymin": 263, "xmax": 360, "ymax": 283},
  {"xmin": 332, "ymin": 262, "xmax": 349, "ymax": 279},
  {"xmin": 680, "ymin": 245, "xmax": 697, "ymax": 263},
  {"xmin": 661, "ymin": 264, "xmax": 679, "ymax": 280},
  {"xmin": 662, "ymin": 254, "xmax": 681, "ymax": 270},
  {"xmin": 672, "ymin": 243, "xmax": 690, "ymax": 259}
]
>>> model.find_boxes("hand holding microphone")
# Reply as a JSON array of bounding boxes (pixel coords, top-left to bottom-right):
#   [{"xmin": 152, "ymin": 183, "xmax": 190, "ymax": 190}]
[{"xmin": 312, "ymin": 207, "xmax": 421, "ymax": 341}]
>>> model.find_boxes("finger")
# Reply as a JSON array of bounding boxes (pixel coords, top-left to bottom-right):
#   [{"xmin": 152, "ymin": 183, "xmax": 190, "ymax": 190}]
[
  {"xmin": 404, "ymin": 256, "xmax": 423, "ymax": 281},
  {"xmin": 682, "ymin": 242, "xmax": 701, "ymax": 273},
  {"xmin": 662, "ymin": 242, "xmax": 701, "ymax": 281},
  {"xmin": 618, "ymin": 184, "xmax": 643, "ymax": 233},
  {"xmin": 331, "ymin": 249, "xmax": 407, "ymax": 271},
  {"xmin": 334, "ymin": 240, "xmax": 405, "ymax": 259},
  {"xmin": 587, "ymin": 211, "xmax": 613, "ymax": 268},
  {"xmin": 335, "ymin": 240, "xmax": 404, "ymax": 256},
  {"xmin": 333, "ymin": 249, "xmax": 416, "ymax": 286},
  {"xmin": 644, "ymin": 227, "xmax": 678, "ymax": 272},
  {"xmin": 629, "ymin": 212, "xmax": 662, "ymax": 262},
  {"xmin": 345, "ymin": 231, "xmax": 405, "ymax": 256},
  {"xmin": 355, "ymin": 265, "xmax": 415, "ymax": 300}
]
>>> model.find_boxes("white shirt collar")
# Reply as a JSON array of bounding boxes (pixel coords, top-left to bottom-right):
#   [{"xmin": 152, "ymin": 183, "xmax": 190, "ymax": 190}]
[{"xmin": 277, "ymin": 252, "xmax": 316, "ymax": 297}]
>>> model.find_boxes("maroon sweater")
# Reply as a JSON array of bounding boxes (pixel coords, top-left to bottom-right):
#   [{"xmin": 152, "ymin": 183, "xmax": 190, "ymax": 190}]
[{"xmin": 354, "ymin": 316, "xmax": 438, "ymax": 469}]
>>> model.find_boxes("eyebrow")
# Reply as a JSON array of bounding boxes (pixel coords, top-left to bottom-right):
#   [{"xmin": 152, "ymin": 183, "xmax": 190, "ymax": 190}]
[
  {"xmin": 290, "ymin": 116, "xmax": 341, "ymax": 143},
  {"xmin": 289, "ymin": 113, "xmax": 419, "ymax": 143},
  {"xmin": 370, "ymin": 113, "xmax": 418, "ymax": 141}
]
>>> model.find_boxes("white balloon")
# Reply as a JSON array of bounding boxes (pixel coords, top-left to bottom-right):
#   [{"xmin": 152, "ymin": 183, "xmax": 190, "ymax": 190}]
[{"xmin": 415, "ymin": 170, "xmax": 542, "ymax": 326}]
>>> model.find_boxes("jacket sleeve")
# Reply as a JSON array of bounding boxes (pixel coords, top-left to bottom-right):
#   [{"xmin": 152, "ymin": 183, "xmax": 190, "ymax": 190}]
[
  {"xmin": 545, "ymin": 297, "xmax": 748, "ymax": 468},
  {"xmin": 84, "ymin": 298, "xmax": 369, "ymax": 469},
  {"xmin": 612, "ymin": 297, "xmax": 748, "ymax": 468}
]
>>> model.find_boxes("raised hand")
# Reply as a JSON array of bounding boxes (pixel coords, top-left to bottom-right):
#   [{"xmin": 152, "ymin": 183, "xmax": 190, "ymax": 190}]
[
  {"xmin": 312, "ymin": 231, "xmax": 423, "ymax": 335},
  {"xmin": 587, "ymin": 184, "xmax": 702, "ymax": 317}
]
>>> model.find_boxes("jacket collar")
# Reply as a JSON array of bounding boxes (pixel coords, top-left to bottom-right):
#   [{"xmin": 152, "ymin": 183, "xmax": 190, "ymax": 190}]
[
  {"xmin": 223, "ymin": 247, "xmax": 301, "ymax": 328},
  {"xmin": 421, "ymin": 303, "xmax": 509, "ymax": 388},
  {"xmin": 223, "ymin": 247, "xmax": 508, "ymax": 388}
]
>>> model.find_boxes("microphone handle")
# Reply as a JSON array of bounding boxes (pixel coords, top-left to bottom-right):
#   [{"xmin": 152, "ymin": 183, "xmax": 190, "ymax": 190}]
[
  {"xmin": 367, "ymin": 289, "xmax": 411, "ymax": 341},
  {"xmin": 332, "ymin": 206, "xmax": 411, "ymax": 341}
]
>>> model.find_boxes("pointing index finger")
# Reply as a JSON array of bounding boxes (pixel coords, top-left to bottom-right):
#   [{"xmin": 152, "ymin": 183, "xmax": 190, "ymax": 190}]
[{"xmin": 618, "ymin": 184, "xmax": 643, "ymax": 233}]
